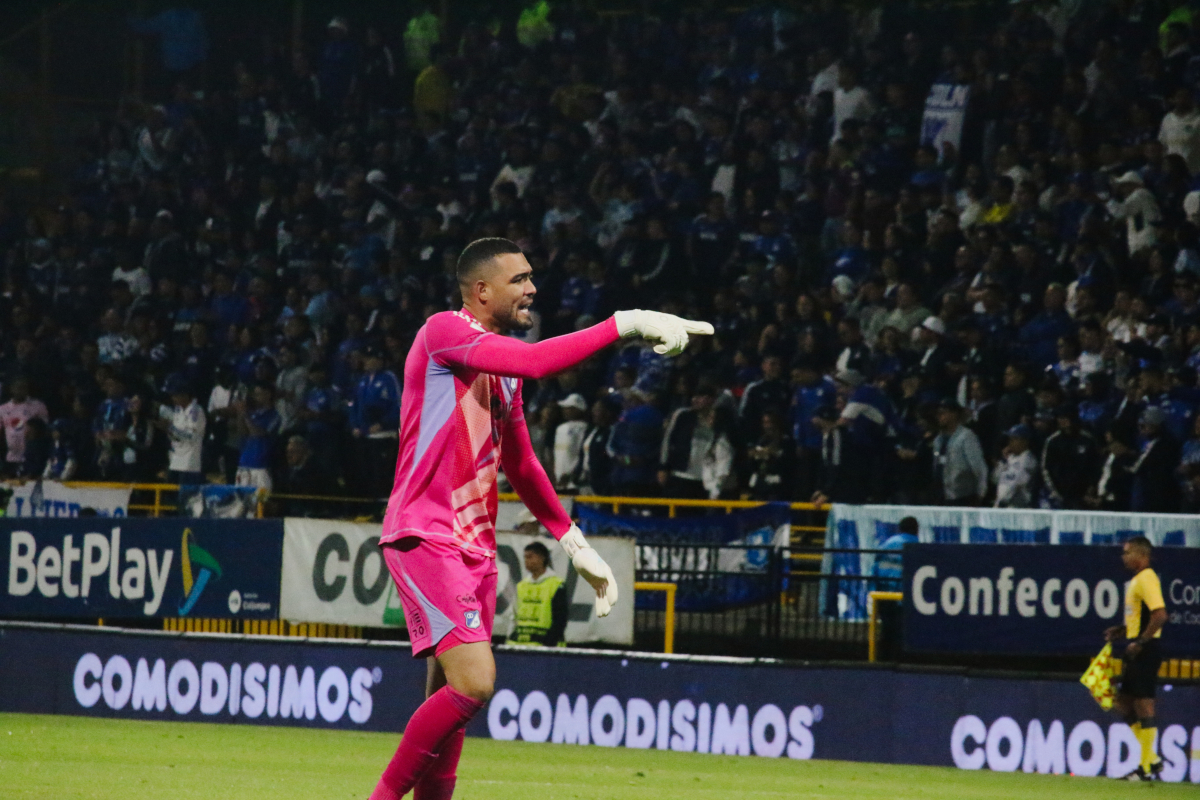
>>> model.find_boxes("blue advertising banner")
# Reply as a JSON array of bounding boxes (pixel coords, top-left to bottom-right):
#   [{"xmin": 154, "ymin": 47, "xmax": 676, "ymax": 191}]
[
  {"xmin": 0, "ymin": 623, "xmax": 416, "ymax": 731},
  {"xmin": 1, "ymin": 518, "xmax": 282, "ymax": 619},
  {"xmin": 824, "ymin": 504, "xmax": 1200, "ymax": 621},
  {"xmin": 576, "ymin": 503, "xmax": 789, "ymax": 611},
  {"xmin": 3, "ymin": 622, "xmax": 1200, "ymax": 782},
  {"xmin": 902, "ymin": 543, "xmax": 1200, "ymax": 657}
]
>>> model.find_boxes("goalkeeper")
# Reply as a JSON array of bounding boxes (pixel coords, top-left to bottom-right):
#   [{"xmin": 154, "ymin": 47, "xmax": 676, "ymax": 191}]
[
  {"xmin": 1104, "ymin": 535, "xmax": 1167, "ymax": 781},
  {"xmin": 368, "ymin": 238, "xmax": 712, "ymax": 800}
]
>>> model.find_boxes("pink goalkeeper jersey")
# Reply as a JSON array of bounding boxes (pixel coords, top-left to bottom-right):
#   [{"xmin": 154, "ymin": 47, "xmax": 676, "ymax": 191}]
[{"xmin": 381, "ymin": 308, "xmax": 620, "ymax": 557}]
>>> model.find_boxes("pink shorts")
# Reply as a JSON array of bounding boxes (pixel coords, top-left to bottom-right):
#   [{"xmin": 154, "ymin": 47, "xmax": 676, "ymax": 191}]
[{"xmin": 383, "ymin": 537, "xmax": 497, "ymax": 659}]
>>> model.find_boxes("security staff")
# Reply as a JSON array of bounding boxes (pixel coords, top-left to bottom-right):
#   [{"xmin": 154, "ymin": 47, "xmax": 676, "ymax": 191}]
[
  {"xmin": 511, "ymin": 541, "xmax": 568, "ymax": 646},
  {"xmin": 1104, "ymin": 535, "xmax": 1167, "ymax": 781}
]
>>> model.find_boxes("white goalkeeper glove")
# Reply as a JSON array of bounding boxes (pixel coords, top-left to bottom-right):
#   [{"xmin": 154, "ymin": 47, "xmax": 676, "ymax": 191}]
[
  {"xmin": 559, "ymin": 524, "xmax": 618, "ymax": 617},
  {"xmin": 614, "ymin": 309, "xmax": 715, "ymax": 356}
]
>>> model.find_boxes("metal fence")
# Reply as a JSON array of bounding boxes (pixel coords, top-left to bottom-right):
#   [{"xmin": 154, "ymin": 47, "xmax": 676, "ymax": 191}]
[{"xmin": 633, "ymin": 543, "xmax": 900, "ymax": 660}]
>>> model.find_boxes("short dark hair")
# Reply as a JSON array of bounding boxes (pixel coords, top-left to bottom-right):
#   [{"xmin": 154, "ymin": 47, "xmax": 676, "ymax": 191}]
[
  {"xmin": 1126, "ymin": 535, "xmax": 1152, "ymax": 557},
  {"xmin": 899, "ymin": 516, "xmax": 919, "ymax": 536},
  {"xmin": 456, "ymin": 238, "xmax": 522, "ymax": 293},
  {"xmin": 524, "ymin": 540, "xmax": 551, "ymax": 567}
]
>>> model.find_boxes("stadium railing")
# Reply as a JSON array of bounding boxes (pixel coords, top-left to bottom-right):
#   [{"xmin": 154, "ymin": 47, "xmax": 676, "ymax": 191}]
[
  {"xmin": 16, "ymin": 481, "xmax": 831, "ymax": 570},
  {"xmin": 867, "ymin": 591, "xmax": 903, "ymax": 663},
  {"xmin": 633, "ymin": 543, "xmax": 902, "ymax": 660},
  {"xmin": 633, "ymin": 582, "xmax": 677, "ymax": 653},
  {"xmin": 22, "ymin": 479, "xmax": 827, "ymax": 524}
]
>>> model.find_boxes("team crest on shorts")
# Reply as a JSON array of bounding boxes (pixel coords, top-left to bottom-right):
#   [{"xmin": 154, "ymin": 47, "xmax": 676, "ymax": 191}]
[{"xmin": 464, "ymin": 610, "xmax": 481, "ymax": 629}]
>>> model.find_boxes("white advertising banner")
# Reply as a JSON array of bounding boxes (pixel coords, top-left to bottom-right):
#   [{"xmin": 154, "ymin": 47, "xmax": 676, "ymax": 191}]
[
  {"xmin": 4, "ymin": 481, "xmax": 132, "ymax": 518},
  {"xmin": 279, "ymin": 519, "xmax": 404, "ymax": 628},
  {"xmin": 280, "ymin": 517, "xmax": 634, "ymax": 645},
  {"xmin": 493, "ymin": 530, "xmax": 634, "ymax": 646}
]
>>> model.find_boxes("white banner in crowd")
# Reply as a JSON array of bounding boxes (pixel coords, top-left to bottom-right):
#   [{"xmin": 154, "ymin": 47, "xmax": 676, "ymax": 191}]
[
  {"xmin": 921, "ymin": 83, "xmax": 970, "ymax": 153},
  {"xmin": 4, "ymin": 481, "xmax": 131, "ymax": 518},
  {"xmin": 280, "ymin": 516, "xmax": 634, "ymax": 645},
  {"xmin": 828, "ymin": 503, "xmax": 1200, "ymax": 550}
]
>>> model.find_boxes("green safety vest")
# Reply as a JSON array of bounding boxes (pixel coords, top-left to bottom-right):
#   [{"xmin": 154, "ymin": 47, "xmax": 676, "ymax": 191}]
[{"xmin": 513, "ymin": 574, "xmax": 564, "ymax": 645}]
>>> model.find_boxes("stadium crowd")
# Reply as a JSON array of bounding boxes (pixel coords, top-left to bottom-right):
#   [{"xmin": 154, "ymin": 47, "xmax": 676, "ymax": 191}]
[{"xmin": 3, "ymin": 1, "xmax": 1200, "ymax": 513}]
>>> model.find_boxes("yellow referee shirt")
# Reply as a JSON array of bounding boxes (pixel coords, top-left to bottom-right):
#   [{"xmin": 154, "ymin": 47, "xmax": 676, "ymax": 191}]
[{"xmin": 1125, "ymin": 567, "xmax": 1165, "ymax": 639}]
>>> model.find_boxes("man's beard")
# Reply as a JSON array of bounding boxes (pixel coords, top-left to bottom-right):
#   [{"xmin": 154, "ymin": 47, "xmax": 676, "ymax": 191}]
[{"xmin": 497, "ymin": 304, "xmax": 534, "ymax": 332}]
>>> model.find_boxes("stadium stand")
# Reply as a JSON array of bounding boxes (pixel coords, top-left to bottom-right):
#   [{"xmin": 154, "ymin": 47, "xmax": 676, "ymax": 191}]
[{"xmin": 2, "ymin": 1, "xmax": 1200, "ymax": 514}]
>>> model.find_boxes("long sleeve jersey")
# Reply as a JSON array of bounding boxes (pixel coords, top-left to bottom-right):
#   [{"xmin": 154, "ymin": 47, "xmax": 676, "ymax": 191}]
[{"xmin": 381, "ymin": 309, "xmax": 620, "ymax": 557}]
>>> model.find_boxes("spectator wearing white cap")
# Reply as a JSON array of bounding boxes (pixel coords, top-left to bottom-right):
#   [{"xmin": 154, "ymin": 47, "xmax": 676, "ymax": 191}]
[
  {"xmin": 552, "ymin": 393, "xmax": 589, "ymax": 491},
  {"xmin": 915, "ymin": 315, "xmax": 960, "ymax": 396},
  {"xmin": 1106, "ymin": 171, "xmax": 1161, "ymax": 255}
]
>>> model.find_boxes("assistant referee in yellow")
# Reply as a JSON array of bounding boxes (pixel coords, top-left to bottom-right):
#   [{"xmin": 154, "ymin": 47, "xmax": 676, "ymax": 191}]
[
  {"xmin": 510, "ymin": 541, "xmax": 569, "ymax": 646},
  {"xmin": 1105, "ymin": 535, "xmax": 1167, "ymax": 781}
]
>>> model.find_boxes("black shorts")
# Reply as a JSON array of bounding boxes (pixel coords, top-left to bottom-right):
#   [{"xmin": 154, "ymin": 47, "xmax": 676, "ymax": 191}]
[{"xmin": 1120, "ymin": 639, "xmax": 1163, "ymax": 699}]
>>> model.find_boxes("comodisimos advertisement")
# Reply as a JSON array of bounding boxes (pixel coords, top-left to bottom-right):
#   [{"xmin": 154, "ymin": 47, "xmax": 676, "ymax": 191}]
[{"xmin": 3, "ymin": 623, "xmax": 1200, "ymax": 781}]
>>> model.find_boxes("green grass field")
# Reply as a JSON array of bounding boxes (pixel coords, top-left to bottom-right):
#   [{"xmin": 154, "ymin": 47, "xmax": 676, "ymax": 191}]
[{"xmin": 0, "ymin": 712, "xmax": 1188, "ymax": 799}]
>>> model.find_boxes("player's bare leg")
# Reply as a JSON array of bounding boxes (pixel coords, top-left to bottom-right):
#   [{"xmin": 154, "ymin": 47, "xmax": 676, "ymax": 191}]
[
  {"xmin": 409, "ymin": 644, "xmax": 494, "ymax": 799},
  {"xmin": 435, "ymin": 641, "xmax": 495, "ymax": 701},
  {"xmin": 369, "ymin": 642, "xmax": 492, "ymax": 800}
]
